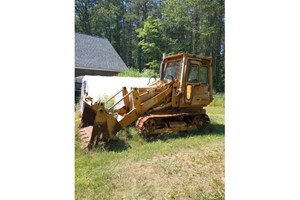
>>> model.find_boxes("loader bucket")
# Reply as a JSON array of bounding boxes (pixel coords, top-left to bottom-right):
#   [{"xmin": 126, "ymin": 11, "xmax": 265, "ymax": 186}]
[{"xmin": 79, "ymin": 100, "xmax": 122, "ymax": 149}]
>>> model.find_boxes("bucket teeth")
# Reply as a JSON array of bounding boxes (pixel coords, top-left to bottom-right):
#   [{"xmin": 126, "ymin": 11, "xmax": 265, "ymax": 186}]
[
  {"xmin": 79, "ymin": 126, "xmax": 93, "ymax": 148},
  {"xmin": 79, "ymin": 125, "xmax": 106, "ymax": 149}
]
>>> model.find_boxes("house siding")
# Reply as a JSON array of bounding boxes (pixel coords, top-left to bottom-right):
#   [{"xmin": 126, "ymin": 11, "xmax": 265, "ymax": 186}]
[{"xmin": 75, "ymin": 68, "xmax": 119, "ymax": 77}]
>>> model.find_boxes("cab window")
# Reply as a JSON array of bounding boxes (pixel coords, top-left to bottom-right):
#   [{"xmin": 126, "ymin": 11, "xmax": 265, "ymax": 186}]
[
  {"xmin": 164, "ymin": 60, "xmax": 182, "ymax": 80},
  {"xmin": 200, "ymin": 66, "xmax": 208, "ymax": 86},
  {"xmin": 187, "ymin": 64, "xmax": 199, "ymax": 83}
]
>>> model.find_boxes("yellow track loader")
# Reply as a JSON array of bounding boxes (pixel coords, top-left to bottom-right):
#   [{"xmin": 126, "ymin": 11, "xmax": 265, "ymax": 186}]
[{"xmin": 79, "ymin": 53, "xmax": 214, "ymax": 149}]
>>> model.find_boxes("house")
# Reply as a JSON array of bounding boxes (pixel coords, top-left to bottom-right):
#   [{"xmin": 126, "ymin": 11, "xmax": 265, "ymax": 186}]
[
  {"xmin": 75, "ymin": 32, "xmax": 128, "ymax": 77},
  {"xmin": 75, "ymin": 33, "xmax": 128, "ymax": 102}
]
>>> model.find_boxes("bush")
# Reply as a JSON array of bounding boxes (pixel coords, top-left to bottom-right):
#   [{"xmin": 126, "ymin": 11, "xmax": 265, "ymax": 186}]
[
  {"xmin": 210, "ymin": 93, "xmax": 225, "ymax": 107},
  {"xmin": 118, "ymin": 68, "xmax": 141, "ymax": 77},
  {"xmin": 142, "ymin": 68, "xmax": 159, "ymax": 78},
  {"xmin": 118, "ymin": 68, "xmax": 158, "ymax": 78},
  {"xmin": 97, "ymin": 94, "xmax": 115, "ymax": 109}
]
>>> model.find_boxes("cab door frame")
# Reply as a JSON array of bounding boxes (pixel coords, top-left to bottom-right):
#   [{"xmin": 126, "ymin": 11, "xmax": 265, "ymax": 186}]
[
  {"xmin": 184, "ymin": 59, "xmax": 201, "ymax": 104},
  {"xmin": 184, "ymin": 58, "xmax": 211, "ymax": 105}
]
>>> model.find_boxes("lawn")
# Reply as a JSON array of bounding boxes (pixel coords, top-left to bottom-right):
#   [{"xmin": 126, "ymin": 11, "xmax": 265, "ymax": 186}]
[{"xmin": 75, "ymin": 93, "xmax": 225, "ymax": 200}]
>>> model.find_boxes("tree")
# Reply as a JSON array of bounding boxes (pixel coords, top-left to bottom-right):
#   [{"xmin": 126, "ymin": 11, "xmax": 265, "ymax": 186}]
[
  {"xmin": 136, "ymin": 16, "xmax": 163, "ymax": 70},
  {"xmin": 75, "ymin": 0, "xmax": 99, "ymax": 34},
  {"xmin": 74, "ymin": 0, "xmax": 225, "ymax": 91}
]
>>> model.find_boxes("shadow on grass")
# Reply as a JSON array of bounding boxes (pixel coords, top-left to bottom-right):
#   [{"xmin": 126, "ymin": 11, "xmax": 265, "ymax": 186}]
[
  {"xmin": 143, "ymin": 123, "xmax": 225, "ymax": 142},
  {"xmin": 207, "ymin": 123, "xmax": 225, "ymax": 135},
  {"xmin": 103, "ymin": 137, "xmax": 132, "ymax": 152},
  {"xmin": 91, "ymin": 123, "xmax": 224, "ymax": 152}
]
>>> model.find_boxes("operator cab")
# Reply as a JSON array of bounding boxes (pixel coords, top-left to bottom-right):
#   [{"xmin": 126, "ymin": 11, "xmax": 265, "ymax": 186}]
[{"xmin": 160, "ymin": 53, "xmax": 213, "ymax": 105}]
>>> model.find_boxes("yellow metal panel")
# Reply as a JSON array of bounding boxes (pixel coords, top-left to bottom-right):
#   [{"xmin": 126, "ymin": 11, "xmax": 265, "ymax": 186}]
[{"xmin": 186, "ymin": 85, "xmax": 192, "ymax": 100}]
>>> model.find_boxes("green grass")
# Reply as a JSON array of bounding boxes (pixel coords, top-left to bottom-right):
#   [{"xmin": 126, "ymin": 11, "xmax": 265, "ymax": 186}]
[{"xmin": 75, "ymin": 93, "xmax": 225, "ymax": 200}]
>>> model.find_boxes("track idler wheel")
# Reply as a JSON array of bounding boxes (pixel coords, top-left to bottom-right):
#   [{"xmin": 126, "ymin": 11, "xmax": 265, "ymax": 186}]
[
  {"xmin": 192, "ymin": 114, "xmax": 210, "ymax": 130},
  {"xmin": 141, "ymin": 118, "xmax": 157, "ymax": 135}
]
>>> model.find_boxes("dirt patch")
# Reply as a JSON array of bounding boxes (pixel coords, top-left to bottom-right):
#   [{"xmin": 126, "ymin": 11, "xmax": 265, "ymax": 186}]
[{"xmin": 110, "ymin": 145, "xmax": 224, "ymax": 199}]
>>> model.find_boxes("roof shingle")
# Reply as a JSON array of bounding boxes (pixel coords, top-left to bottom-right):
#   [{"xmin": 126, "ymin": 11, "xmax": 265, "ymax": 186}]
[{"xmin": 75, "ymin": 33, "xmax": 127, "ymax": 72}]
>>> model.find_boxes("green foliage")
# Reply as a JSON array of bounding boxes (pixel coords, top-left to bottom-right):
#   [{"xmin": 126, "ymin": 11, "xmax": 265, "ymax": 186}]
[
  {"xmin": 215, "ymin": 57, "xmax": 225, "ymax": 92},
  {"xmin": 146, "ymin": 60, "xmax": 161, "ymax": 71},
  {"xmin": 136, "ymin": 16, "xmax": 163, "ymax": 70},
  {"xmin": 209, "ymin": 93, "xmax": 225, "ymax": 108},
  {"xmin": 117, "ymin": 68, "xmax": 141, "ymax": 77},
  {"xmin": 118, "ymin": 68, "xmax": 159, "ymax": 78},
  {"xmin": 142, "ymin": 68, "xmax": 159, "ymax": 77},
  {"xmin": 97, "ymin": 94, "xmax": 115, "ymax": 109},
  {"xmin": 75, "ymin": 0, "xmax": 225, "ymax": 95}
]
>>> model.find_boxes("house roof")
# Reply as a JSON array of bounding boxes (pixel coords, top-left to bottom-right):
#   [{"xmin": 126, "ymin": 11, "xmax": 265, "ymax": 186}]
[{"xmin": 75, "ymin": 33, "xmax": 128, "ymax": 72}]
